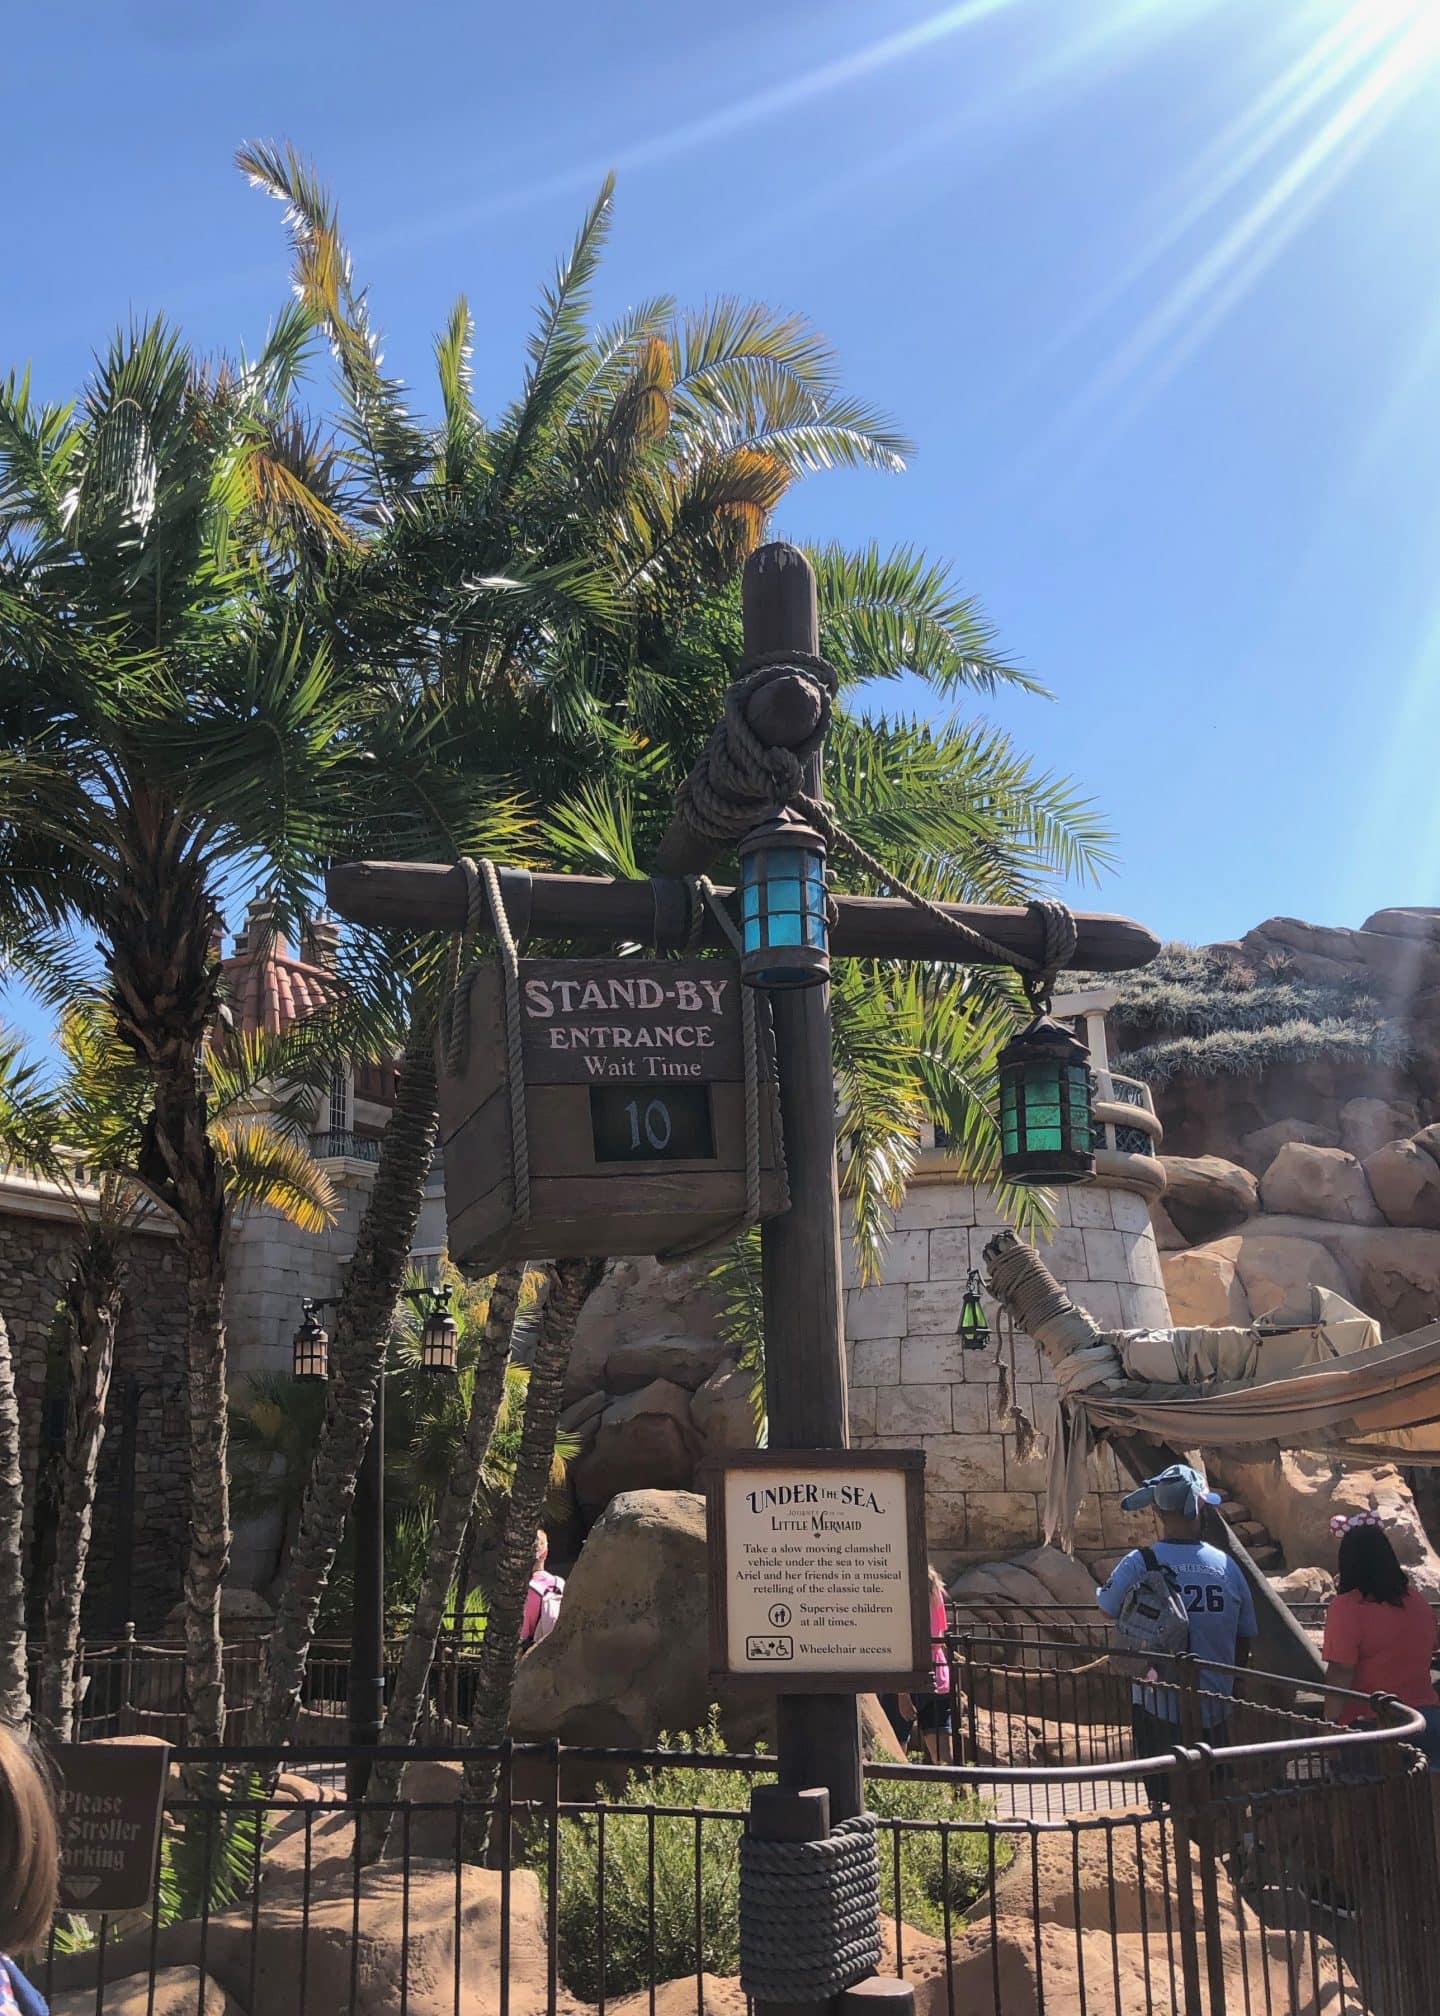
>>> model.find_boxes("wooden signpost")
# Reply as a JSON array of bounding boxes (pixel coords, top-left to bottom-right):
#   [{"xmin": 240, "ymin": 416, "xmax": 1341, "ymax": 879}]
[
  {"xmin": 703, "ymin": 1450, "xmax": 930, "ymax": 1694},
  {"xmin": 50, "ymin": 1741, "xmax": 170, "ymax": 1913},
  {"xmin": 439, "ymin": 955, "xmax": 786, "ymax": 1266},
  {"xmin": 326, "ymin": 541, "xmax": 1159, "ymax": 2016}
]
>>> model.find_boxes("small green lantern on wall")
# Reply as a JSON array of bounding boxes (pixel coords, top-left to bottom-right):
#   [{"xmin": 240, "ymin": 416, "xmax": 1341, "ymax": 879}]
[
  {"xmin": 737, "ymin": 813, "xmax": 829, "ymax": 989},
  {"xmin": 998, "ymin": 1009, "xmax": 1096, "ymax": 1186},
  {"xmin": 958, "ymin": 1268, "xmax": 990, "ymax": 1351}
]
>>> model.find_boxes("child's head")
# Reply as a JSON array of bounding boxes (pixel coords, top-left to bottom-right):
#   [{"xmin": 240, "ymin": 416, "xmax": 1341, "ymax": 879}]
[
  {"xmin": 534, "ymin": 1529, "xmax": 549, "ymax": 1568},
  {"xmin": 0, "ymin": 1726, "xmax": 57, "ymax": 1955}
]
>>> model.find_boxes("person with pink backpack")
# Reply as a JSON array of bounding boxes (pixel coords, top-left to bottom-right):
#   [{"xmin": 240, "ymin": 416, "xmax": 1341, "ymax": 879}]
[{"xmin": 522, "ymin": 1529, "xmax": 565, "ymax": 1650}]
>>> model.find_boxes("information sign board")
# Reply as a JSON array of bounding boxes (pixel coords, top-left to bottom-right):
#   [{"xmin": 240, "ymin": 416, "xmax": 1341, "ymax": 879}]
[
  {"xmin": 50, "ymin": 1740, "xmax": 170, "ymax": 1912},
  {"xmin": 702, "ymin": 1449, "xmax": 930, "ymax": 1692}
]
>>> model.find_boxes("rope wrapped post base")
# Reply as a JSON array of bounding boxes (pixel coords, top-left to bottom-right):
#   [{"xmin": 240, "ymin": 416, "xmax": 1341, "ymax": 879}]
[{"xmin": 741, "ymin": 1788, "xmax": 884, "ymax": 2012}]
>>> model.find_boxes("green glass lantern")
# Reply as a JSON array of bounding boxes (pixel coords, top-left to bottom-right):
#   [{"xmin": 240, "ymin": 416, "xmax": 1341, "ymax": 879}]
[
  {"xmin": 998, "ymin": 1012, "xmax": 1095, "ymax": 1185},
  {"xmin": 737, "ymin": 813, "xmax": 829, "ymax": 989},
  {"xmin": 958, "ymin": 1268, "xmax": 990, "ymax": 1351},
  {"xmin": 421, "ymin": 1284, "xmax": 460, "ymax": 1375},
  {"xmin": 292, "ymin": 1299, "xmax": 329, "ymax": 1383}
]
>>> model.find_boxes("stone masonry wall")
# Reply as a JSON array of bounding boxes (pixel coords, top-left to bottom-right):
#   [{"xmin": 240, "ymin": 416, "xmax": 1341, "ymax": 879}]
[
  {"xmin": 0, "ymin": 1197, "xmax": 188, "ymax": 1630},
  {"xmin": 845, "ymin": 1168, "xmax": 1173, "ymax": 1568}
]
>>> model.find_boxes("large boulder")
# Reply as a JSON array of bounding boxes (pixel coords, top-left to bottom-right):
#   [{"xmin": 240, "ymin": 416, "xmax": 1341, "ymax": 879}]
[
  {"xmin": 1341, "ymin": 1096, "xmax": 1422, "ymax": 1161},
  {"xmin": 1363, "ymin": 1136, "xmax": 1440, "ymax": 1228},
  {"xmin": 1339, "ymin": 1226, "xmax": 1440, "ymax": 1333},
  {"xmin": 1159, "ymin": 1242, "xmax": 1252, "ymax": 1327},
  {"xmin": 1258, "ymin": 1143, "xmax": 1382, "ymax": 1225},
  {"xmin": 1237, "ymin": 1118, "xmax": 1339, "ymax": 1175},
  {"xmin": 605, "ymin": 1334, "xmax": 731, "ymax": 1393},
  {"xmin": 564, "ymin": 1257, "xmax": 724, "ymax": 1403},
  {"xmin": 1208, "ymin": 1450, "xmax": 1440, "ymax": 1596},
  {"xmin": 510, "ymin": 1488, "xmax": 902, "ymax": 1760},
  {"xmin": 571, "ymin": 1380, "xmax": 700, "ymax": 1514},
  {"xmin": 1228, "ymin": 1229, "xmax": 1355, "ymax": 1318},
  {"xmin": 1158, "ymin": 1155, "xmax": 1258, "ymax": 1242},
  {"xmin": 689, "ymin": 1355, "xmax": 760, "ymax": 1455}
]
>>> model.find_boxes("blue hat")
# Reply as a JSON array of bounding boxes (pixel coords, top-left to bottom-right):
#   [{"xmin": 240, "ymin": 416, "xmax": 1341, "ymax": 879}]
[{"xmin": 1120, "ymin": 1463, "xmax": 1222, "ymax": 1519}]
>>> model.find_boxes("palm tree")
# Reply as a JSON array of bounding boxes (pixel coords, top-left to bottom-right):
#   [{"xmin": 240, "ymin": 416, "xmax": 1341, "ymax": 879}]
[
  {"xmin": 0, "ymin": 318, "xmax": 369, "ymax": 1738},
  {"xmin": 233, "ymin": 143, "xmax": 1107, "ymax": 1745},
  {"xmin": 359, "ymin": 1258, "xmax": 524, "ymax": 1859},
  {"xmin": 0, "ymin": 1007, "xmax": 339, "ymax": 1741},
  {"xmin": 0, "ymin": 1310, "xmax": 29, "ymax": 1731},
  {"xmin": 235, "ymin": 144, "xmax": 935, "ymax": 1741},
  {"xmin": 462, "ymin": 1256, "xmax": 606, "ymax": 1855}
]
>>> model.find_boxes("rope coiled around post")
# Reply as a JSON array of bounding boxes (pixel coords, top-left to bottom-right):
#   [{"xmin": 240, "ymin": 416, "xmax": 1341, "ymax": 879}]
[
  {"xmin": 671, "ymin": 650, "xmax": 1080, "ymax": 998},
  {"xmin": 738, "ymin": 1813, "xmax": 882, "ymax": 2003}
]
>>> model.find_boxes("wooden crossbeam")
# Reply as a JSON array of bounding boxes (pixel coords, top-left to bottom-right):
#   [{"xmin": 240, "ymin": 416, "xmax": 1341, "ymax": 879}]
[{"xmin": 325, "ymin": 859, "xmax": 1159, "ymax": 972}]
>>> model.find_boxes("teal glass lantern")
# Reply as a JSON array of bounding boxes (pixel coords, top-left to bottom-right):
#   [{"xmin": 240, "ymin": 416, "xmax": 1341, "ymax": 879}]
[
  {"xmin": 958, "ymin": 1268, "xmax": 990, "ymax": 1350},
  {"xmin": 998, "ymin": 1013, "xmax": 1095, "ymax": 1185},
  {"xmin": 421, "ymin": 1284, "xmax": 459, "ymax": 1375},
  {"xmin": 292, "ymin": 1299, "xmax": 329, "ymax": 1383},
  {"xmin": 737, "ymin": 814, "xmax": 829, "ymax": 989}
]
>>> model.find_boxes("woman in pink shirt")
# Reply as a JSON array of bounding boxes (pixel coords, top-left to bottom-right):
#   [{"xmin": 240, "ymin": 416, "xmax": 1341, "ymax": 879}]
[{"xmin": 1322, "ymin": 1513, "xmax": 1440, "ymax": 1765}]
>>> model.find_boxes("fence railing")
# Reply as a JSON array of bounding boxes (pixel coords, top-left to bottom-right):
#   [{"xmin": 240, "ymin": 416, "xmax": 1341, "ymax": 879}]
[{"xmin": 34, "ymin": 1688, "xmax": 1440, "ymax": 2016}]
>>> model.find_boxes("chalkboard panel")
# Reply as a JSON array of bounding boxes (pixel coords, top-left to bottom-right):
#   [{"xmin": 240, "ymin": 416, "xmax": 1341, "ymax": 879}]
[{"xmin": 590, "ymin": 1085, "xmax": 716, "ymax": 1162}]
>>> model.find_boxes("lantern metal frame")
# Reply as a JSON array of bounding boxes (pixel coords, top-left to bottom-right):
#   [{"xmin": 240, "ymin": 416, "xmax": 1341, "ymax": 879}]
[
  {"xmin": 997, "ymin": 1005, "xmax": 1096, "ymax": 1186},
  {"xmin": 737, "ymin": 812, "xmax": 830, "ymax": 989},
  {"xmin": 292, "ymin": 1298, "xmax": 330, "ymax": 1383},
  {"xmin": 420, "ymin": 1283, "xmax": 460, "ymax": 1375},
  {"xmin": 957, "ymin": 1268, "xmax": 990, "ymax": 1351}
]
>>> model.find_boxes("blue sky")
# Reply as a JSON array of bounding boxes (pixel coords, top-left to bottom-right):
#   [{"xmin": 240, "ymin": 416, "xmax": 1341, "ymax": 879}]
[{"xmin": 7, "ymin": 0, "xmax": 1440, "ymax": 1043}]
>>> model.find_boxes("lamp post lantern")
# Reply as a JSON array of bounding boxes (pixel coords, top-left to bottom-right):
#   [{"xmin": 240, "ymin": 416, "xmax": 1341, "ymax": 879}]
[
  {"xmin": 738, "ymin": 812, "xmax": 830, "ymax": 988},
  {"xmin": 958, "ymin": 1268, "xmax": 990, "ymax": 1350},
  {"xmin": 997, "ymin": 1009, "xmax": 1096, "ymax": 1186},
  {"xmin": 291, "ymin": 1300, "xmax": 330, "ymax": 1382},
  {"xmin": 420, "ymin": 1284, "xmax": 459, "ymax": 1374}
]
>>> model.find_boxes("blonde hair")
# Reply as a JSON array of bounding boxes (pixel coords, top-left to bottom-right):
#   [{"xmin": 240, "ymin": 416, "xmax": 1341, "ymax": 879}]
[{"xmin": 0, "ymin": 1726, "xmax": 58, "ymax": 1954}]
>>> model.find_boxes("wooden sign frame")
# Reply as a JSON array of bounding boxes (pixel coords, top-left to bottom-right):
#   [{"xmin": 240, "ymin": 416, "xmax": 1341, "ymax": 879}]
[
  {"xmin": 51, "ymin": 1740, "xmax": 171, "ymax": 1913},
  {"xmin": 439, "ymin": 956, "xmax": 787, "ymax": 1265},
  {"xmin": 701, "ymin": 1448, "xmax": 931, "ymax": 1694}
]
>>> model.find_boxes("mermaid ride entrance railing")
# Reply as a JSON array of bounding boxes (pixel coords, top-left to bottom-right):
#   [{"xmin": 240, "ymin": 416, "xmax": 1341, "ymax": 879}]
[{"xmin": 32, "ymin": 1656, "xmax": 1440, "ymax": 2016}]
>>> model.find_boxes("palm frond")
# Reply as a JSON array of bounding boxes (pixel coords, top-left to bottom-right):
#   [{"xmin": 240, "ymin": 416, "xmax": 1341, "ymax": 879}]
[
  {"xmin": 812, "ymin": 541, "xmax": 1043, "ymax": 698},
  {"xmin": 211, "ymin": 1117, "xmax": 338, "ymax": 1232}
]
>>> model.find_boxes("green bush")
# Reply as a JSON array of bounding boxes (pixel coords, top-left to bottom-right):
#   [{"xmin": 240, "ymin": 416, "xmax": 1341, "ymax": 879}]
[{"xmin": 533, "ymin": 1717, "xmax": 1009, "ymax": 1996}]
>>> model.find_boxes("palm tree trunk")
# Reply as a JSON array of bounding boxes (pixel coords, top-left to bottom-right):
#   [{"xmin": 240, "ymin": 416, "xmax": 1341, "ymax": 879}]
[
  {"xmin": 37, "ymin": 1229, "xmax": 123, "ymax": 1743},
  {"xmin": 360, "ymin": 1261, "xmax": 524, "ymax": 1860},
  {"xmin": 257, "ymin": 1005, "xmax": 441, "ymax": 1747},
  {"xmin": 461, "ymin": 1256, "xmax": 604, "ymax": 1858},
  {"xmin": 0, "ymin": 1313, "xmax": 32, "ymax": 1731}
]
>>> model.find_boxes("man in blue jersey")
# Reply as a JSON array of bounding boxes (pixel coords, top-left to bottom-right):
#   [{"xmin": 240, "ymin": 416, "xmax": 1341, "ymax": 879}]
[{"xmin": 1097, "ymin": 1464, "xmax": 1256, "ymax": 1799}]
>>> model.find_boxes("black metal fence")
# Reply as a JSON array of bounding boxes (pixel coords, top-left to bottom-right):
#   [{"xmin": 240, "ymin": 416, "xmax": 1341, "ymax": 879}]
[{"xmin": 33, "ymin": 1669, "xmax": 1440, "ymax": 2016}]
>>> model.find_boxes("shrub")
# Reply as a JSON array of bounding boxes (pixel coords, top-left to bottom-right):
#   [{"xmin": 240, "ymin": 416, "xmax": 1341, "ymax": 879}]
[{"xmin": 533, "ymin": 1717, "xmax": 1008, "ymax": 1996}]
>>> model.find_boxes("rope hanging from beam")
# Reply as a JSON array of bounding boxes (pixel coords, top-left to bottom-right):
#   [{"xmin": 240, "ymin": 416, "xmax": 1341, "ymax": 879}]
[
  {"xmin": 672, "ymin": 651, "xmax": 1079, "ymax": 1000},
  {"xmin": 443, "ymin": 857, "xmax": 531, "ymax": 1230}
]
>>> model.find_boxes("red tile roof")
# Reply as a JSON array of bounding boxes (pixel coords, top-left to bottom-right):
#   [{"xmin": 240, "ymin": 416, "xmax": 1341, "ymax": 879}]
[{"xmin": 221, "ymin": 938, "xmax": 343, "ymax": 1037}]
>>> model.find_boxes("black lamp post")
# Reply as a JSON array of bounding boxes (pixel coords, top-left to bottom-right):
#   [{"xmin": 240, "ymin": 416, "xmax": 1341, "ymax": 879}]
[
  {"xmin": 997, "ymin": 1008, "xmax": 1096, "ymax": 1186},
  {"xmin": 293, "ymin": 1284, "xmax": 455, "ymax": 1797}
]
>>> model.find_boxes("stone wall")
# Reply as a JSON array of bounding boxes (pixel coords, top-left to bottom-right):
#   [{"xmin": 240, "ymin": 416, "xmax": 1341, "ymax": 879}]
[
  {"xmin": 0, "ymin": 1186, "xmax": 188, "ymax": 1630},
  {"xmin": 845, "ymin": 1167, "xmax": 1173, "ymax": 1567}
]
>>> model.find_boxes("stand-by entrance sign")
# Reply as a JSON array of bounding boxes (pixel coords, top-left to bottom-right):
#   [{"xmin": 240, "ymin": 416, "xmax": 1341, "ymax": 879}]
[
  {"xmin": 440, "ymin": 956, "xmax": 787, "ymax": 1266},
  {"xmin": 703, "ymin": 1450, "xmax": 930, "ymax": 1692},
  {"xmin": 51, "ymin": 1740, "xmax": 170, "ymax": 1912}
]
